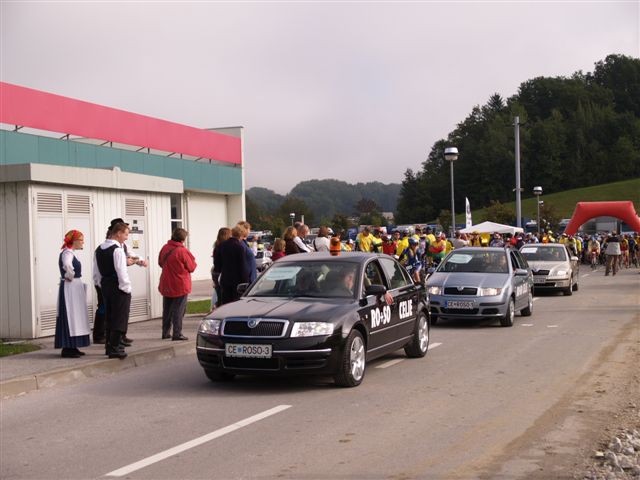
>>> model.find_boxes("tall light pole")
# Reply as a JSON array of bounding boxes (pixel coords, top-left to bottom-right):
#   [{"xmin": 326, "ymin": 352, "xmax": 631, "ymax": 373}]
[
  {"xmin": 533, "ymin": 186, "xmax": 542, "ymax": 237},
  {"xmin": 444, "ymin": 147, "xmax": 459, "ymax": 238},
  {"xmin": 514, "ymin": 116, "xmax": 523, "ymax": 228}
]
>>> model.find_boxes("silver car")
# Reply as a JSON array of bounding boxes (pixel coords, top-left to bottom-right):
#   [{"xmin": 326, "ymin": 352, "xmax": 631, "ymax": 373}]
[
  {"xmin": 519, "ymin": 243, "xmax": 579, "ymax": 295},
  {"xmin": 426, "ymin": 247, "xmax": 533, "ymax": 327}
]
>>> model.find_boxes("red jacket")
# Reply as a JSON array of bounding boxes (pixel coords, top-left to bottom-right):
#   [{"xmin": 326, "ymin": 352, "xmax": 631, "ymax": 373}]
[{"xmin": 158, "ymin": 240, "xmax": 197, "ymax": 297}]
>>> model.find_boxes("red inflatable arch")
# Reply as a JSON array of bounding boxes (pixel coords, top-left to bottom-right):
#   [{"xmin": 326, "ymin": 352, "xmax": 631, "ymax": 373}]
[{"xmin": 564, "ymin": 201, "xmax": 640, "ymax": 235}]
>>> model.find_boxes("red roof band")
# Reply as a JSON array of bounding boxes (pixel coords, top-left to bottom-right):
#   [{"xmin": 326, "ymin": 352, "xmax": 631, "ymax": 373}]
[{"xmin": 0, "ymin": 82, "xmax": 241, "ymax": 165}]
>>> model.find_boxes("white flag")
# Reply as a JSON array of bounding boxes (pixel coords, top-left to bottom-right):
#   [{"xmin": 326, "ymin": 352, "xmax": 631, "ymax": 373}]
[{"xmin": 465, "ymin": 197, "xmax": 472, "ymax": 228}]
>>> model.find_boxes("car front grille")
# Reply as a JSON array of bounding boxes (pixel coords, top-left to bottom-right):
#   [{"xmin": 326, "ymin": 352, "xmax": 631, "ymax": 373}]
[
  {"xmin": 441, "ymin": 308, "xmax": 480, "ymax": 315},
  {"xmin": 532, "ymin": 270, "xmax": 550, "ymax": 275},
  {"xmin": 444, "ymin": 287, "xmax": 478, "ymax": 295},
  {"xmin": 222, "ymin": 319, "xmax": 287, "ymax": 338}
]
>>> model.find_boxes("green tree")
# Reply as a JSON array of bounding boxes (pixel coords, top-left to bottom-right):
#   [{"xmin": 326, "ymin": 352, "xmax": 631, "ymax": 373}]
[
  {"xmin": 539, "ymin": 202, "xmax": 561, "ymax": 231},
  {"xmin": 277, "ymin": 196, "xmax": 315, "ymax": 226},
  {"xmin": 437, "ymin": 209, "xmax": 451, "ymax": 234},
  {"xmin": 330, "ymin": 214, "xmax": 351, "ymax": 236},
  {"xmin": 482, "ymin": 200, "xmax": 516, "ymax": 225}
]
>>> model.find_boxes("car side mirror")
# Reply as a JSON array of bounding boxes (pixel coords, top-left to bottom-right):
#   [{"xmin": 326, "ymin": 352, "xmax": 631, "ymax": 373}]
[
  {"xmin": 514, "ymin": 268, "xmax": 529, "ymax": 277},
  {"xmin": 237, "ymin": 283, "xmax": 249, "ymax": 295},
  {"xmin": 570, "ymin": 256, "xmax": 579, "ymax": 262},
  {"xmin": 427, "ymin": 267, "xmax": 436, "ymax": 275},
  {"xmin": 365, "ymin": 284, "xmax": 387, "ymax": 297}
]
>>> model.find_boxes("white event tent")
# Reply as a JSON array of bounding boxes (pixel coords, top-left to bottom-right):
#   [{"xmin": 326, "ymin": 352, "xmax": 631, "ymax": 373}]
[{"xmin": 459, "ymin": 221, "xmax": 524, "ymax": 235}]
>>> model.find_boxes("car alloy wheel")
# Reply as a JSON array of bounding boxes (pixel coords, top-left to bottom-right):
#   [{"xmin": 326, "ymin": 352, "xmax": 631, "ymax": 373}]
[
  {"xmin": 500, "ymin": 298, "xmax": 515, "ymax": 327},
  {"xmin": 405, "ymin": 312, "xmax": 429, "ymax": 358},
  {"xmin": 349, "ymin": 335, "xmax": 366, "ymax": 381},
  {"xmin": 521, "ymin": 291, "xmax": 533, "ymax": 317},
  {"xmin": 335, "ymin": 330, "xmax": 366, "ymax": 387}
]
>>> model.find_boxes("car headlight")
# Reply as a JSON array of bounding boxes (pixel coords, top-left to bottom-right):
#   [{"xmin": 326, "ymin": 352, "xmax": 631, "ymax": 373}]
[
  {"xmin": 427, "ymin": 286, "xmax": 443, "ymax": 295},
  {"xmin": 478, "ymin": 287, "xmax": 502, "ymax": 296},
  {"xmin": 551, "ymin": 269, "xmax": 568, "ymax": 278},
  {"xmin": 198, "ymin": 318, "xmax": 222, "ymax": 336},
  {"xmin": 290, "ymin": 322, "xmax": 334, "ymax": 337}
]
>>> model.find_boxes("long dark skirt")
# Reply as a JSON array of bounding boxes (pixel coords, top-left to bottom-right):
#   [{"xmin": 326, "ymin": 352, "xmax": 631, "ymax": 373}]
[{"xmin": 54, "ymin": 282, "xmax": 90, "ymax": 349}]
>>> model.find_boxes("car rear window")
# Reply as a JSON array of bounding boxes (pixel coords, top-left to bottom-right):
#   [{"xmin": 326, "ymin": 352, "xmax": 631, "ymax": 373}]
[{"xmin": 438, "ymin": 251, "xmax": 509, "ymax": 274}]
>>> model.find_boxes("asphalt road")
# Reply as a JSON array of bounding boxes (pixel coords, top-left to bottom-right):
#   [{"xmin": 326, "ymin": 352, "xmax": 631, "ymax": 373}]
[{"xmin": 1, "ymin": 267, "xmax": 638, "ymax": 480}]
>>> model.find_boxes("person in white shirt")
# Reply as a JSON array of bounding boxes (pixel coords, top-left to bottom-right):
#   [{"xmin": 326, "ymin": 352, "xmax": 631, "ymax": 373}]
[
  {"xmin": 293, "ymin": 223, "xmax": 312, "ymax": 253},
  {"xmin": 312, "ymin": 226, "xmax": 331, "ymax": 252},
  {"xmin": 94, "ymin": 222, "xmax": 132, "ymax": 359}
]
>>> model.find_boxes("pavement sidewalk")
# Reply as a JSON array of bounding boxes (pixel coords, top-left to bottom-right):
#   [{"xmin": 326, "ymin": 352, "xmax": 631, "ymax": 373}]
[
  {"xmin": 1, "ymin": 280, "xmax": 213, "ymax": 399},
  {"xmin": 0, "ymin": 318, "xmax": 210, "ymax": 399}
]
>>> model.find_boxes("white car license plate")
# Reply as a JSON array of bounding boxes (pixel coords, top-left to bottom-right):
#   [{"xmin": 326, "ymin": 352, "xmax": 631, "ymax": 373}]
[
  {"xmin": 446, "ymin": 300, "xmax": 474, "ymax": 309},
  {"xmin": 534, "ymin": 277, "xmax": 546, "ymax": 284},
  {"xmin": 225, "ymin": 343, "xmax": 272, "ymax": 358}
]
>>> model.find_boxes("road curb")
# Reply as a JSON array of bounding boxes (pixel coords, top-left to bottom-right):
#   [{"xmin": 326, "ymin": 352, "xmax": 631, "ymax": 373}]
[{"xmin": 1, "ymin": 342, "xmax": 196, "ymax": 398}]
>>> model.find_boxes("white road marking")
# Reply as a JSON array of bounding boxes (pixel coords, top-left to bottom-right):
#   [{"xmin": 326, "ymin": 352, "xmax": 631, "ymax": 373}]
[
  {"xmin": 533, "ymin": 297, "xmax": 540, "ymax": 302},
  {"xmin": 376, "ymin": 358, "xmax": 405, "ymax": 369},
  {"xmin": 105, "ymin": 405, "xmax": 292, "ymax": 477},
  {"xmin": 429, "ymin": 342, "xmax": 443, "ymax": 350},
  {"xmin": 521, "ymin": 324, "xmax": 534, "ymax": 327},
  {"xmin": 547, "ymin": 325, "xmax": 559, "ymax": 328},
  {"xmin": 582, "ymin": 273, "xmax": 590, "ymax": 277}
]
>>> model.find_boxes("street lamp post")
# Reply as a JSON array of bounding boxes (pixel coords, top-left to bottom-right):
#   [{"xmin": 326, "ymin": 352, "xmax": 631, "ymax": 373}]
[
  {"xmin": 533, "ymin": 186, "xmax": 542, "ymax": 237},
  {"xmin": 289, "ymin": 212, "xmax": 295, "ymax": 226},
  {"xmin": 444, "ymin": 147, "xmax": 459, "ymax": 238}
]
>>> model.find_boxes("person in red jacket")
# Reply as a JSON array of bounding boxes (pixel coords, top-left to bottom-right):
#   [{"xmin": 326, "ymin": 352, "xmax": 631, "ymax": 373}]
[{"xmin": 158, "ymin": 228, "xmax": 197, "ymax": 341}]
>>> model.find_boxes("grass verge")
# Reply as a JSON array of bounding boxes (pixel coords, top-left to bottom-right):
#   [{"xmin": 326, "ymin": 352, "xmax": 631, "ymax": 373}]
[
  {"xmin": 0, "ymin": 341, "xmax": 41, "ymax": 357},
  {"xmin": 187, "ymin": 299, "xmax": 211, "ymax": 314}
]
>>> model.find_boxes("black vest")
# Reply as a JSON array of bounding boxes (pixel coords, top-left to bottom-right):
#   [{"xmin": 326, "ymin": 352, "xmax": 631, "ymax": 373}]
[{"xmin": 95, "ymin": 244, "xmax": 119, "ymax": 278}]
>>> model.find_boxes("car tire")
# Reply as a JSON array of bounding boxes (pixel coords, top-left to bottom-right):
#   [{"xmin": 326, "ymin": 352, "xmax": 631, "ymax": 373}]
[
  {"xmin": 521, "ymin": 290, "xmax": 533, "ymax": 317},
  {"xmin": 404, "ymin": 312, "xmax": 429, "ymax": 358},
  {"xmin": 204, "ymin": 369, "xmax": 235, "ymax": 382},
  {"xmin": 500, "ymin": 298, "xmax": 515, "ymax": 327},
  {"xmin": 572, "ymin": 278, "xmax": 579, "ymax": 291},
  {"xmin": 431, "ymin": 315, "xmax": 439, "ymax": 326},
  {"xmin": 334, "ymin": 330, "xmax": 366, "ymax": 388},
  {"xmin": 563, "ymin": 280, "xmax": 573, "ymax": 296}
]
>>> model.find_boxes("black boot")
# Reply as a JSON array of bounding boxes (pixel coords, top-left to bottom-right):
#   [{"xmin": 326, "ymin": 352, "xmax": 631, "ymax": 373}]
[{"xmin": 107, "ymin": 331, "xmax": 127, "ymax": 359}]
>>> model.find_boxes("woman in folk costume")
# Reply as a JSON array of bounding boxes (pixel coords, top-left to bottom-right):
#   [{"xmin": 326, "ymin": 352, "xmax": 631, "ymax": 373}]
[{"xmin": 54, "ymin": 230, "xmax": 91, "ymax": 358}]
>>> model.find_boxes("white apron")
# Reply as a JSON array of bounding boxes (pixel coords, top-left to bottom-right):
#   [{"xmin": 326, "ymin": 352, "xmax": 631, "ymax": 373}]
[{"xmin": 64, "ymin": 278, "xmax": 90, "ymax": 337}]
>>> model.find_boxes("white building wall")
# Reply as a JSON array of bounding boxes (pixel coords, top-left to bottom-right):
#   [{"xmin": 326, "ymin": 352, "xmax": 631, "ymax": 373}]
[
  {"xmin": 145, "ymin": 193, "xmax": 172, "ymax": 318},
  {"xmin": 184, "ymin": 191, "xmax": 228, "ymax": 281},
  {"xmin": 0, "ymin": 162, "xmax": 245, "ymax": 338},
  {"xmin": 0, "ymin": 182, "xmax": 34, "ymax": 338}
]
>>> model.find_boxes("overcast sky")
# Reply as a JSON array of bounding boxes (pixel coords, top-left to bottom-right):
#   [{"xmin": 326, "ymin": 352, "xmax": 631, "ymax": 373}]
[{"xmin": 1, "ymin": 1, "xmax": 638, "ymax": 194}]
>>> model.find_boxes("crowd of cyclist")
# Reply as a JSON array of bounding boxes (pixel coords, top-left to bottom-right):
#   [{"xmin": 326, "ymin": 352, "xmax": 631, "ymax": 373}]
[{"xmin": 259, "ymin": 222, "xmax": 639, "ymax": 283}]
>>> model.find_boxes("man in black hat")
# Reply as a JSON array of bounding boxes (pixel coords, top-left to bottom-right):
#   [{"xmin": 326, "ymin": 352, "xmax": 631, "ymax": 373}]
[
  {"xmin": 92, "ymin": 218, "xmax": 147, "ymax": 346},
  {"xmin": 94, "ymin": 221, "xmax": 132, "ymax": 358}
]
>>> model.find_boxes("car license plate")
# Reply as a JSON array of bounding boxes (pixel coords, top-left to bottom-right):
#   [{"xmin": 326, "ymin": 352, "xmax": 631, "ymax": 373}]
[
  {"xmin": 445, "ymin": 300, "xmax": 474, "ymax": 309},
  {"xmin": 225, "ymin": 343, "xmax": 272, "ymax": 358},
  {"xmin": 534, "ymin": 277, "xmax": 546, "ymax": 284}
]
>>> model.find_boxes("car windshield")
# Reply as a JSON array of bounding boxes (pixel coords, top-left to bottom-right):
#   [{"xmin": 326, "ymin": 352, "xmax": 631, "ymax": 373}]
[
  {"xmin": 437, "ymin": 251, "xmax": 509, "ymax": 274},
  {"xmin": 520, "ymin": 246, "xmax": 567, "ymax": 262},
  {"xmin": 247, "ymin": 261, "xmax": 359, "ymax": 299}
]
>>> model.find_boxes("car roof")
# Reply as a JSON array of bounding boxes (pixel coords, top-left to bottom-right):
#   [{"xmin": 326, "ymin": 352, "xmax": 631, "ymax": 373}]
[
  {"xmin": 522, "ymin": 243, "xmax": 565, "ymax": 248},
  {"xmin": 275, "ymin": 252, "xmax": 388, "ymax": 264},
  {"xmin": 453, "ymin": 247, "xmax": 508, "ymax": 253}
]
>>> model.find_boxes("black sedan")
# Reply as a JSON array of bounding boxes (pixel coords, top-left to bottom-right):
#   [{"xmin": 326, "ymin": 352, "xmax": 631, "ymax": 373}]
[{"xmin": 196, "ymin": 252, "xmax": 430, "ymax": 387}]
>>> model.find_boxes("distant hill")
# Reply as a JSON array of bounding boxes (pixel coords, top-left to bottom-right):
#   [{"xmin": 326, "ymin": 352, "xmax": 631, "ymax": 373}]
[
  {"xmin": 245, "ymin": 187, "xmax": 285, "ymax": 213},
  {"xmin": 247, "ymin": 179, "xmax": 401, "ymax": 221}
]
